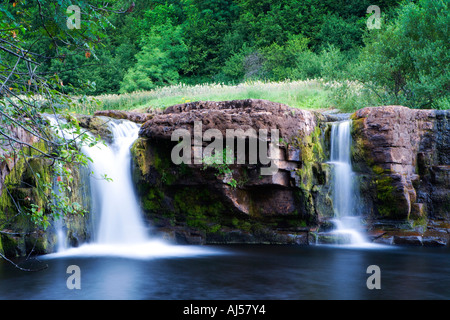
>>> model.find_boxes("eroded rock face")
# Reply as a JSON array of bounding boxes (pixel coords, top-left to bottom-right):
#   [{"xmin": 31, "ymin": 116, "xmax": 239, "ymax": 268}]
[
  {"xmin": 132, "ymin": 99, "xmax": 333, "ymax": 244},
  {"xmin": 351, "ymin": 106, "xmax": 450, "ymax": 244},
  {"xmin": 132, "ymin": 102, "xmax": 449, "ymax": 246},
  {"xmin": 3, "ymin": 103, "xmax": 448, "ymax": 251},
  {"xmin": 0, "ymin": 125, "xmax": 40, "ymax": 198},
  {"xmin": 139, "ymin": 99, "xmax": 317, "ymax": 143}
]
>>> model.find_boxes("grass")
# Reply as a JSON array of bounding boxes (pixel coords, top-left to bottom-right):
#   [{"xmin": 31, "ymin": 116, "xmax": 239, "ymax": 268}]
[{"xmin": 68, "ymin": 79, "xmax": 350, "ymax": 115}]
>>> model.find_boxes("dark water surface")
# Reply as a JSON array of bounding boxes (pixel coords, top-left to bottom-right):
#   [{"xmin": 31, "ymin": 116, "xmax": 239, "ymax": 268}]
[{"xmin": 1, "ymin": 245, "xmax": 449, "ymax": 300}]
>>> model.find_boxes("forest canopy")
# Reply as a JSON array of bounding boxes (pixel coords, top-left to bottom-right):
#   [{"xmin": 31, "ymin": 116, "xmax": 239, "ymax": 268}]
[{"xmin": 1, "ymin": 0, "xmax": 449, "ymax": 110}]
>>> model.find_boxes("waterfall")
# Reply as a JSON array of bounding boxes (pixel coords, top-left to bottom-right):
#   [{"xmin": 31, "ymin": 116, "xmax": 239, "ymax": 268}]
[
  {"xmin": 45, "ymin": 116, "xmax": 69, "ymax": 252},
  {"xmin": 85, "ymin": 121, "xmax": 149, "ymax": 244},
  {"xmin": 53, "ymin": 163, "xmax": 67, "ymax": 252},
  {"xmin": 327, "ymin": 119, "xmax": 368, "ymax": 246},
  {"xmin": 45, "ymin": 118, "xmax": 220, "ymax": 259}
]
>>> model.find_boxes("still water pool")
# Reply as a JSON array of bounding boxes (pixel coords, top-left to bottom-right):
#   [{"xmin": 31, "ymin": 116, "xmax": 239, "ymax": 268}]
[{"xmin": 1, "ymin": 244, "xmax": 449, "ymax": 300}]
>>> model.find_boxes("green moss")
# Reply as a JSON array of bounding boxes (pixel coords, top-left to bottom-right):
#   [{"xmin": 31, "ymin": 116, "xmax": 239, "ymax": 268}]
[
  {"xmin": 132, "ymin": 138, "xmax": 178, "ymax": 186},
  {"xmin": 412, "ymin": 215, "xmax": 428, "ymax": 229},
  {"xmin": 1, "ymin": 157, "xmax": 28, "ymax": 223},
  {"xmin": 142, "ymin": 187, "xmax": 165, "ymax": 212},
  {"xmin": 300, "ymin": 125, "xmax": 325, "ymax": 163},
  {"xmin": 0, "ymin": 140, "xmax": 55, "ymax": 240},
  {"xmin": 231, "ymin": 217, "xmax": 252, "ymax": 233},
  {"xmin": 0, "ymin": 234, "xmax": 18, "ymax": 257},
  {"xmin": 375, "ymin": 177, "xmax": 396, "ymax": 216},
  {"xmin": 372, "ymin": 168, "xmax": 404, "ymax": 218},
  {"xmin": 173, "ymin": 187, "xmax": 226, "ymax": 231},
  {"xmin": 372, "ymin": 165, "xmax": 385, "ymax": 175},
  {"xmin": 25, "ymin": 233, "xmax": 48, "ymax": 255},
  {"xmin": 350, "ymin": 118, "xmax": 375, "ymax": 169},
  {"xmin": 293, "ymin": 125, "xmax": 326, "ymax": 191}
]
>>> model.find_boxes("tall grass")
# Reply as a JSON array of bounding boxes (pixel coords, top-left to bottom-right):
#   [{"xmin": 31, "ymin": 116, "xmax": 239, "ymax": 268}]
[
  {"xmin": 68, "ymin": 80, "xmax": 336, "ymax": 114},
  {"xmin": 67, "ymin": 79, "xmax": 376, "ymax": 115}
]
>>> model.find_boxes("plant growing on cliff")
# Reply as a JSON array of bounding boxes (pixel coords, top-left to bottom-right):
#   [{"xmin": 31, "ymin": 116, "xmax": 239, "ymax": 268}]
[{"xmin": 202, "ymin": 147, "xmax": 238, "ymax": 188}]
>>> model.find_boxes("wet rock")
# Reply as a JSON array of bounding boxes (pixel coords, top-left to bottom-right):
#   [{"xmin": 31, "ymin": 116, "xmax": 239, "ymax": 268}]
[
  {"xmin": 393, "ymin": 235, "xmax": 423, "ymax": 246},
  {"xmin": 316, "ymin": 232, "xmax": 353, "ymax": 245},
  {"xmin": 94, "ymin": 110, "xmax": 154, "ymax": 123},
  {"xmin": 421, "ymin": 236, "xmax": 447, "ymax": 247},
  {"xmin": 0, "ymin": 129, "xmax": 92, "ymax": 257},
  {"xmin": 351, "ymin": 106, "xmax": 450, "ymax": 238},
  {"xmin": 372, "ymin": 234, "xmax": 394, "ymax": 245},
  {"xmin": 74, "ymin": 114, "xmax": 115, "ymax": 144}
]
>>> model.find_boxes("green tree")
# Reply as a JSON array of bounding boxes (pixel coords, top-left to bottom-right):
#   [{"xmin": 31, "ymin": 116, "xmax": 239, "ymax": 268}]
[
  {"xmin": 180, "ymin": 0, "xmax": 239, "ymax": 82},
  {"xmin": 357, "ymin": 0, "xmax": 449, "ymax": 109},
  {"xmin": 120, "ymin": 23, "xmax": 188, "ymax": 92},
  {"xmin": 316, "ymin": 14, "xmax": 364, "ymax": 52},
  {"xmin": 261, "ymin": 34, "xmax": 309, "ymax": 81}
]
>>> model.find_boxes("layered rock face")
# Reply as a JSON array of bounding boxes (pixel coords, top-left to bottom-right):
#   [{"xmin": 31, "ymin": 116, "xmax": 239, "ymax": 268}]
[
  {"xmin": 132, "ymin": 99, "xmax": 333, "ymax": 244},
  {"xmin": 132, "ymin": 101, "xmax": 449, "ymax": 246},
  {"xmin": 1, "ymin": 102, "xmax": 448, "ymax": 254},
  {"xmin": 351, "ymin": 106, "xmax": 450, "ymax": 245}
]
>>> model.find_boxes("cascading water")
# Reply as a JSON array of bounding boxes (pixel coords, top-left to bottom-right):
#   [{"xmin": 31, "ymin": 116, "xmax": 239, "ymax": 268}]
[
  {"xmin": 45, "ymin": 116, "xmax": 69, "ymax": 252},
  {"xmin": 87, "ymin": 121, "xmax": 149, "ymax": 244},
  {"xmin": 53, "ymin": 163, "xmax": 67, "ymax": 252},
  {"xmin": 326, "ymin": 118, "xmax": 369, "ymax": 246},
  {"xmin": 46, "ymin": 118, "xmax": 220, "ymax": 259}
]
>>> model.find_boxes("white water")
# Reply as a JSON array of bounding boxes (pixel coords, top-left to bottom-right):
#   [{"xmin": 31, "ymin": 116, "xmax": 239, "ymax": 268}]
[
  {"xmin": 52, "ymin": 162, "xmax": 68, "ymax": 252},
  {"xmin": 45, "ymin": 117, "xmax": 69, "ymax": 252},
  {"xmin": 46, "ymin": 119, "xmax": 222, "ymax": 259},
  {"xmin": 327, "ymin": 119, "xmax": 373, "ymax": 247},
  {"xmin": 88, "ymin": 121, "xmax": 148, "ymax": 244}
]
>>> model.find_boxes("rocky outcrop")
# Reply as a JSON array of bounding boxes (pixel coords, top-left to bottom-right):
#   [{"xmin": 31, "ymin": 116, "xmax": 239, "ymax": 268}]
[
  {"xmin": 132, "ymin": 99, "xmax": 334, "ymax": 244},
  {"xmin": 351, "ymin": 106, "xmax": 450, "ymax": 245},
  {"xmin": 131, "ymin": 102, "xmax": 449, "ymax": 246},
  {"xmin": 139, "ymin": 99, "xmax": 318, "ymax": 143}
]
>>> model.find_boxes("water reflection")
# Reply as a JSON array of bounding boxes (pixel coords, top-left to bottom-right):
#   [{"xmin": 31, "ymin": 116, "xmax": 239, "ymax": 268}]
[{"xmin": 1, "ymin": 245, "xmax": 449, "ymax": 300}]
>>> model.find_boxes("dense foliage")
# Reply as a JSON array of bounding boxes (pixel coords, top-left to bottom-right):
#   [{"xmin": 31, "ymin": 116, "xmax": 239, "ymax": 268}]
[
  {"xmin": 3, "ymin": 0, "xmax": 447, "ymax": 109},
  {"xmin": 70, "ymin": 0, "xmax": 402, "ymax": 92},
  {"xmin": 357, "ymin": 0, "xmax": 449, "ymax": 109}
]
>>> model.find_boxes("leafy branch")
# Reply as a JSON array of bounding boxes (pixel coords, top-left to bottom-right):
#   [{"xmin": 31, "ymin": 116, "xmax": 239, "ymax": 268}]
[{"xmin": 0, "ymin": 0, "xmax": 131, "ymax": 269}]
